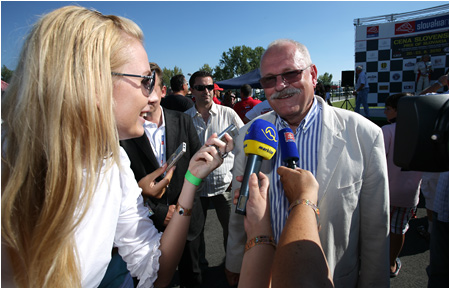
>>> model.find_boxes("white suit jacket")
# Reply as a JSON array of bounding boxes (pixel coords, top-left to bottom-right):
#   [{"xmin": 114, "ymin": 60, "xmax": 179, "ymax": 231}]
[{"xmin": 226, "ymin": 96, "xmax": 390, "ymax": 287}]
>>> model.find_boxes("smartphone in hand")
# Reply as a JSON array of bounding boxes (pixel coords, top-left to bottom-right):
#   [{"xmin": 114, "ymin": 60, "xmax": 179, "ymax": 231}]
[
  {"xmin": 165, "ymin": 142, "xmax": 186, "ymax": 173},
  {"xmin": 217, "ymin": 124, "xmax": 238, "ymax": 141}
]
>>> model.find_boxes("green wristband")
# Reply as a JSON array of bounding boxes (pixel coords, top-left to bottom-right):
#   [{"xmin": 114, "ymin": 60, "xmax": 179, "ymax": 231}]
[{"xmin": 185, "ymin": 170, "xmax": 202, "ymax": 186}]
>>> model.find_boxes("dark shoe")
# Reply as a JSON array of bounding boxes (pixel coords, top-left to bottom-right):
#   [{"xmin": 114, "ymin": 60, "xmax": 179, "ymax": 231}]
[{"xmin": 390, "ymin": 258, "xmax": 402, "ymax": 278}]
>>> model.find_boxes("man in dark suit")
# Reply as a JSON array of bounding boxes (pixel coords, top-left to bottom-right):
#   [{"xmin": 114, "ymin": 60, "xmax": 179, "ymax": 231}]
[{"xmin": 121, "ymin": 63, "xmax": 203, "ymax": 287}]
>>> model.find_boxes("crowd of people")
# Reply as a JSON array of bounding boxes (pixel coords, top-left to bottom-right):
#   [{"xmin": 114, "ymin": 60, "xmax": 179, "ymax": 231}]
[{"xmin": 1, "ymin": 5, "xmax": 448, "ymax": 288}]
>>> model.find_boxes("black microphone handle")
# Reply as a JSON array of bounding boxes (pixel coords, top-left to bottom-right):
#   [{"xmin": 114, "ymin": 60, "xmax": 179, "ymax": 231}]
[
  {"xmin": 285, "ymin": 159, "xmax": 297, "ymax": 169},
  {"xmin": 235, "ymin": 154, "xmax": 263, "ymax": 215}
]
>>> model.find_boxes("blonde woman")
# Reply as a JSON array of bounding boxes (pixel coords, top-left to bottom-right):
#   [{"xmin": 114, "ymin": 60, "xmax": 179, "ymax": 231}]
[{"xmin": 1, "ymin": 6, "xmax": 232, "ymax": 287}]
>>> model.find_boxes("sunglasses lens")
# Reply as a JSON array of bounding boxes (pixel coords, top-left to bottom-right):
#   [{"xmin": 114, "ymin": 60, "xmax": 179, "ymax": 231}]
[
  {"xmin": 260, "ymin": 77, "xmax": 276, "ymax": 88},
  {"xmin": 195, "ymin": 85, "xmax": 214, "ymax": 91},
  {"xmin": 148, "ymin": 80, "xmax": 154, "ymax": 95},
  {"xmin": 142, "ymin": 75, "xmax": 155, "ymax": 95},
  {"xmin": 283, "ymin": 71, "xmax": 301, "ymax": 83},
  {"xmin": 260, "ymin": 69, "xmax": 305, "ymax": 89}
]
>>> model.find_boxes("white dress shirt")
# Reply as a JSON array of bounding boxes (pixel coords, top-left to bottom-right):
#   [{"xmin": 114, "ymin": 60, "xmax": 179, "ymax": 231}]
[
  {"xmin": 143, "ymin": 107, "xmax": 166, "ymax": 167},
  {"xmin": 75, "ymin": 147, "xmax": 162, "ymax": 287}
]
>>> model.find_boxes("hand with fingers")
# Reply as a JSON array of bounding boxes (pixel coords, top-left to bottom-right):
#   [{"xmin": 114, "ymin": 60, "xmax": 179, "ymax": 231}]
[
  {"xmin": 277, "ymin": 166, "xmax": 319, "ymax": 205},
  {"xmin": 233, "ymin": 172, "xmax": 271, "ymax": 238},
  {"xmin": 187, "ymin": 132, "xmax": 234, "ymax": 180},
  {"xmin": 138, "ymin": 163, "xmax": 175, "ymax": 199}
]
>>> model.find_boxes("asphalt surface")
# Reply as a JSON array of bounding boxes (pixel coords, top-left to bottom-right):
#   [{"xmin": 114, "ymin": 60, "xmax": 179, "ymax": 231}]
[{"xmin": 180, "ymin": 193, "xmax": 433, "ymax": 288}]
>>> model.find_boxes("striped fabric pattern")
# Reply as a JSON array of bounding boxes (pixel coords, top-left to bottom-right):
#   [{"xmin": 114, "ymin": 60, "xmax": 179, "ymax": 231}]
[{"xmin": 269, "ymin": 98, "xmax": 323, "ymax": 243}]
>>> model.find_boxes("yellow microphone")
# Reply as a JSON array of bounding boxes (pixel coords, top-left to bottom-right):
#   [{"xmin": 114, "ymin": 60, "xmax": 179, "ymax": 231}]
[{"xmin": 236, "ymin": 119, "xmax": 278, "ymax": 215}]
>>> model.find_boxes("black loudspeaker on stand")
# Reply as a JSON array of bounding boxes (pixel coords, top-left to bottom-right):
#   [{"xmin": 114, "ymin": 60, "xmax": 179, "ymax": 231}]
[{"xmin": 340, "ymin": 70, "xmax": 355, "ymax": 110}]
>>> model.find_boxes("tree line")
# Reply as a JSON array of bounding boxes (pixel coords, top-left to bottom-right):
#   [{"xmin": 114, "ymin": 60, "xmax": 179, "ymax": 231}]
[{"xmin": 2, "ymin": 45, "xmax": 333, "ymax": 87}]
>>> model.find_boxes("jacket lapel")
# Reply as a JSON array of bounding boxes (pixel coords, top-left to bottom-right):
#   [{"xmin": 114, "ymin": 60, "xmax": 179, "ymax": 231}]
[
  {"xmin": 315, "ymin": 98, "xmax": 346, "ymax": 201},
  {"xmin": 163, "ymin": 109, "xmax": 179, "ymax": 157}
]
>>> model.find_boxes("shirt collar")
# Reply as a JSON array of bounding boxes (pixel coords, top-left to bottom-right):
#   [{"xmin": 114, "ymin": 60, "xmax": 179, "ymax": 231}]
[{"xmin": 193, "ymin": 101, "xmax": 218, "ymax": 117}]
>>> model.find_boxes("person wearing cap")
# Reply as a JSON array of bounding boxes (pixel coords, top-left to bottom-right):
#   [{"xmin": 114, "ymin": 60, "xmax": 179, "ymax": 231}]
[
  {"xmin": 213, "ymin": 83, "xmax": 223, "ymax": 104},
  {"xmin": 233, "ymin": 84, "xmax": 262, "ymax": 123}
]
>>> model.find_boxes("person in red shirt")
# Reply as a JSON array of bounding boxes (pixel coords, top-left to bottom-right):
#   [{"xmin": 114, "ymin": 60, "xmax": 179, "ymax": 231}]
[
  {"xmin": 213, "ymin": 83, "xmax": 223, "ymax": 104},
  {"xmin": 233, "ymin": 84, "xmax": 261, "ymax": 123}
]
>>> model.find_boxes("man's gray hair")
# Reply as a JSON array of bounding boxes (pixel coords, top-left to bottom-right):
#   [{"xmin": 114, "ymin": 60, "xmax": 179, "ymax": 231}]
[
  {"xmin": 356, "ymin": 65, "xmax": 363, "ymax": 71},
  {"xmin": 261, "ymin": 39, "xmax": 312, "ymax": 67}
]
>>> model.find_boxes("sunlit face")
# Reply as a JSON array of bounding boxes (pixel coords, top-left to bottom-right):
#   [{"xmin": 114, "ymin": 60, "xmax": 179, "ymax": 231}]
[
  {"xmin": 384, "ymin": 105, "xmax": 397, "ymax": 122},
  {"xmin": 113, "ymin": 39, "xmax": 150, "ymax": 140},
  {"xmin": 261, "ymin": 42, "xmax": 317, "ymax": 127},
  {"xmin": 191, "ymin": 76, "xmax": 214, "ymax": 106}
]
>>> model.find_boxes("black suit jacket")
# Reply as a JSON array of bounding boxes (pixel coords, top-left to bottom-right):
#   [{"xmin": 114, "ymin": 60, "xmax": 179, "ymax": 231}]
[{"xmin": 120, "ymin": 109, "xmax": 203, "ymax": 240}]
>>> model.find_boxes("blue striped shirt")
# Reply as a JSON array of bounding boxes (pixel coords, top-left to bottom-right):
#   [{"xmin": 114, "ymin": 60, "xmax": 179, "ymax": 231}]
[{"xmin": 270, "ymin": 98, "xmax": 322, "ymax": 243}]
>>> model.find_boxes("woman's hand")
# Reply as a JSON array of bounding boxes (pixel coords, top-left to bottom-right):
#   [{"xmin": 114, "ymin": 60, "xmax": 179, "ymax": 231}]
[
  {"xmin": 233, "ymin": 172, "xmax": 272, "ymax": 238},
  {"xmin": 277, "ymin": 166, "xmax": 319, "ymax": 204},
  {"xmin": 138, "ymin": 164, "xmax": 175, "ymax": 199},
  {"xmin": 187, "ymin": 132, "xmax": 234, "ymax": 179}
]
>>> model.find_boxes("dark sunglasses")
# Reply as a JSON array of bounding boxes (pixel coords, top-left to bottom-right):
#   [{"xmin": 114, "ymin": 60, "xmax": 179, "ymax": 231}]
[
  {"xmin": 193, "ymin": 84, "xmax": 215, "ymax": 91},
  {"xmin": 259, "ymin": 65, "xmax": 312, "ymax": 89},
  {"xmin": 111, "ymin": 70, "xmax": 155, "ymax": 95}
]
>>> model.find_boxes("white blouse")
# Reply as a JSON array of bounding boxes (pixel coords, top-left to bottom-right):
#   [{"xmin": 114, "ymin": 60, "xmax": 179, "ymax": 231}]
[{"xmin": 75, "ymin": 147, "xmax": 162, "ymax": 287}]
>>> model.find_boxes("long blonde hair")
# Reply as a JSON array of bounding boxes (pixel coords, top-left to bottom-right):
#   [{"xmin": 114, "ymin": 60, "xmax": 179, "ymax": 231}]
[{"xmin": 1, "ymin": 6, "xmax": 144, "ymax": 287}]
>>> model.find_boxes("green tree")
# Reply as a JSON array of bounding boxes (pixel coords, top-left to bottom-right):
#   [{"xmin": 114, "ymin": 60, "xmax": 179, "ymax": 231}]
[
  {"xmin": 213, "ymin": 45, "xmax": 265, "ymax": 81},
  {"xmin": 198, "ymin": 64, "xmax": 213, "ymax": 75},
  {"xmin": 318, "ymin": 72, "xmax": 333, "ymax": 86},
  {"xmin": 161, "ymin": 66, "xmax": 183, "ymax": 88},
  {"xmin": 2, "ymin": 65, "xmax": 14, "ymax": 83}
]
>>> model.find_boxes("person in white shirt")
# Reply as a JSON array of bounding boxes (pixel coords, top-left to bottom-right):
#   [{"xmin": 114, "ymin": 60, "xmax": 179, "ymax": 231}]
[
  {"xmin": 1, "ymin": 6, "xmax": 231, "ymax": 288},
  {"xmin": 244, "ymin": 99, "xmax": 273, "ymax": 122},
  {"xmin": 185, "ymin": 71, "xmax": 244, "ymax": 254}
]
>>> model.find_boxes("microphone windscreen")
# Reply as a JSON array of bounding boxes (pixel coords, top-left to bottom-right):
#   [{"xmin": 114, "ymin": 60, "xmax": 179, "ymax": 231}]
[
  {"xmin": 279, "ymin": 127, "xmax": 299, "ymax": 163},
  {"xmin": 243, "ymin": 119, "xmax": 278, "ymax": 160}
]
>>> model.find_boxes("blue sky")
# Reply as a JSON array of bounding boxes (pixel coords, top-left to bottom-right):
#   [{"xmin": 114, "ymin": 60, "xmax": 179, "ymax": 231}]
[{"xmin": 1, "ymin": 1, "xmax": 447, "ymax": 83}]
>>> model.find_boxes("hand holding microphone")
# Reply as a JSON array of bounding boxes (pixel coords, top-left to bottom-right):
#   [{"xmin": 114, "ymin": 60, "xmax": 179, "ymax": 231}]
[{"xmin": 235, "ymin": 119, "xmax": 278, "ymax": 215}]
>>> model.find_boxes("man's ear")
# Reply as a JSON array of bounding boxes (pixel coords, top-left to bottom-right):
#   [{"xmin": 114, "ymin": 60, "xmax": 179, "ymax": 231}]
[
  {"xmin": 162, "ymin": 85, "xmax": 167, "ymax": 98},
  {"xmin": 310, "ymin": 64, "xmax": 318, "ymax": 88}
]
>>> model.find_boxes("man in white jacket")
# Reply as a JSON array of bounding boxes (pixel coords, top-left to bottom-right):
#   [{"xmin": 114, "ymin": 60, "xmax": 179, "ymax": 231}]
[{"xmin": 225, "ymin": 39, "xmax": 390, "ymax": 287}]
